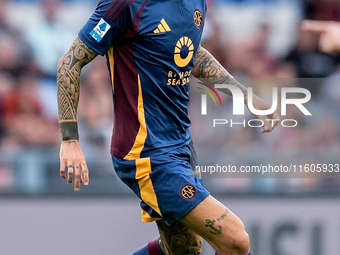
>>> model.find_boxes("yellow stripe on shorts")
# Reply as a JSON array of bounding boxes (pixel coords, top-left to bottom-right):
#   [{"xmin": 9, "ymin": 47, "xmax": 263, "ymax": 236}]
[{"xmin": 135, "ymin": 157, "xmax": 162, "ymax": 221}]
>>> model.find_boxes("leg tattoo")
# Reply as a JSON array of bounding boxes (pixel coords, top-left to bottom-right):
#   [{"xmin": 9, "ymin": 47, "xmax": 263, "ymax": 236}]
[{"xmin": 156, "ymin": 220, "xmax": 202, "ymax": 255}]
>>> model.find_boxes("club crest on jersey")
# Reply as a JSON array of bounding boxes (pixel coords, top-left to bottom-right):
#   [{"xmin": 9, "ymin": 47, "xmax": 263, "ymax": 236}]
[
  {"xmin": 90, "ymin": 18, "xmax": 111, "ymax": 42},
  {"xmin": 194, "ymin": 9, "xmax": 203, "ymax": 28},
  {"xmin": 181, "ymin": 184, "xmax": 196, "ymax": 199}
]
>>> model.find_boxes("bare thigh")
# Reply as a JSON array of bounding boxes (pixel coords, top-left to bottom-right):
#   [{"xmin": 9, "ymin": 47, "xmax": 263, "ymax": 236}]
[{"xmin": 179, "ymin": 195, "xmax": 250, "ymax": 255}]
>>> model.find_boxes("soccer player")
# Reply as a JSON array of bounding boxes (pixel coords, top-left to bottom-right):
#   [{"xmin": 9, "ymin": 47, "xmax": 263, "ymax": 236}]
[
  {"xmin": 302, "ymin": 20, "xmax": 340, "ymax": 55},
  {"xmin": 57, "ymin": 0, "xmax": 280, "ymax": 254}
]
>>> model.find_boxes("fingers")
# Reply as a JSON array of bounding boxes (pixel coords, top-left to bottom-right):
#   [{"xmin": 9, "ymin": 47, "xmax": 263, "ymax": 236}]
[
  {"xmin": 65, "ymin": 163, "xmax": 88, "ymax": 191},
  {"xmin": 74, "ymin": 165, "xmax": 81, "ymax": 191},
  {"xmin": 65, "ymin": 163, "xmax": 87, "ymax": 191},
  {"xmin": 257, "ymin": 113, "xmax": 280, "ymax": 134},
  {"xmin": 301, "ymin": 20, "xmax": 330, "ymax": 33},
  {"xmin": 262, "ymin": 119, "xmax": 278, "ymax": 133},
  {"xmin": 60, "ymin": 160, "xmax": 66, "ymax": 179},
  {"xmin": 59, "ymin": 141, "xmax": 89, "ymax": 191},
  {"xmin": 63, "ymin": 160, "xmax": 90, "ymax": 191},
  {"xmin": 268, "ymin": 111, "xmax": 280, "ymax": 132},
  {"xmin": 82, "ymin": 163, "xmax": 89, "ymax": 186},
  {"xmin": 67, "ymin": 164, "xmax": 74, "ymax": 185}
]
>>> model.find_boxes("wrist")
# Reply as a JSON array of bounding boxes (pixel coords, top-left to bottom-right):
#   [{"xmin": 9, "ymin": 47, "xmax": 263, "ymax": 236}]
[{"xmin": 59, "ymin": 121, "xmax": 79, "ymax": 141}]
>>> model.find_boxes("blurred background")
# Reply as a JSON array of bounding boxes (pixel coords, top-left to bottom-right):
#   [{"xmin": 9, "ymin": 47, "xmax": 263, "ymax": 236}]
[{"xmin": 0, "ymin": 0, "xmax": 340, "ymax": 254}]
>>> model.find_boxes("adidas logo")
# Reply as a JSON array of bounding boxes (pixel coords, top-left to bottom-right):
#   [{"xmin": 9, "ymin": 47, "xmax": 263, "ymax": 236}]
[{"xmin": 154, "ymin": 19, "xmax": 171, "ymax": 33}]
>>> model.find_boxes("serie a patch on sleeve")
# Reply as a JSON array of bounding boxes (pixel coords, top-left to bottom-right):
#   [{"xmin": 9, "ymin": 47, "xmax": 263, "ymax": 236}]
[{"xmin": 90, "ymin": 18, "xmax": 111, "ymax": 42}]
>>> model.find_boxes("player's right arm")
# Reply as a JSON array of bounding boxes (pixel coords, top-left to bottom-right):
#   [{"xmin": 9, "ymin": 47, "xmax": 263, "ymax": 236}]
[
  {"xmin": 57, "ymin": 35, "xmax": 98, "ymax": 191},
  {"xmin": 57, "ymin": 0, "xmax": 135, "ymax": 190}
]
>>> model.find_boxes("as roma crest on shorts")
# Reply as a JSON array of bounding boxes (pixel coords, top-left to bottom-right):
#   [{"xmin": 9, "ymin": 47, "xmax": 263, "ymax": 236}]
[
  {"xmin": 194, "ymin": 9, "xmax": 203, "ymax": 28},
  {"xmin": 181, "ymin": 184, "xmax": 196, "ymax": 199}
]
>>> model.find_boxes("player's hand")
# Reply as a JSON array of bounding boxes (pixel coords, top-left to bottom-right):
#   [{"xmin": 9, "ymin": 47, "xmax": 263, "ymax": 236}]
[
  {"xmin": 301, "ymin": 20, "xmax": 340, "ymax": 55},
  {"xmin": 59, "ymin": 140, "xmax": 89, "ymax": 191},
  {"xmin": 245, "ymin": 95, "xmax": 280, "ymax": 134}
]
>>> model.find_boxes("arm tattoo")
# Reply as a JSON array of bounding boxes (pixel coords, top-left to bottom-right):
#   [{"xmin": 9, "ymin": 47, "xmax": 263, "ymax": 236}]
[
  {"xmin": 217, "ymin": 209, "xmax": 229, "ymax": 223},
  {"xmin": 156, "ymin": 220, "xmax": 203, "ymax": 255},
  {"xmin": 192, "ymin": 46, "xmax": 248, "ymax": 97},
  {"xmin": 205, "ymin": 219, "xmax": 222, "ymax": 235},
  {"xmin": 57, "ymin": 36, "xmax": 98, "ymax": 122},
  {"xmin": 204, "ymin": 209, "xmax": 229, "ymax": 235}
]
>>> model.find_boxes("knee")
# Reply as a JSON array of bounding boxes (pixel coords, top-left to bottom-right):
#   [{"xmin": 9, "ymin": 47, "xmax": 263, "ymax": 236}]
[
  {"xmin": 218, "ymin": 230, "xmax": 250, "ymax": 255},
  {"xmin": 232, "ymin": 231, "xmax": 250, "ymax": 255}
]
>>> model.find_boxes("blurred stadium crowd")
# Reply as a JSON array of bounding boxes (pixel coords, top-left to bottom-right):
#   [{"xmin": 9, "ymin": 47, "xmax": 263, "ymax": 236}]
[{"xmin": 0, "ymin": 0, "xmax": 340, "ymax": 195}]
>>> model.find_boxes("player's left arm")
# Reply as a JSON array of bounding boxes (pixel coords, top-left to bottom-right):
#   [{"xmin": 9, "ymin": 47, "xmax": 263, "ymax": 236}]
[{"xmin": 192, "ymin": 46, "xmax": 280, "ymax": 133}]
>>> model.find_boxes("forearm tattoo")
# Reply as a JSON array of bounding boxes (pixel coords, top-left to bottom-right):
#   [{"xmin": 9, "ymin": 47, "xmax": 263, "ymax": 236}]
[
  {"xmin": 156, "ymin": 220, "xmax": 203, "ymax": 255},
  {"xmin": 57, "ymin": 36, "xmax": 98, "ymax": 122},
  {"xmin": 192, "ymin": 46, "xmax": 248, "ymax": 97}
]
